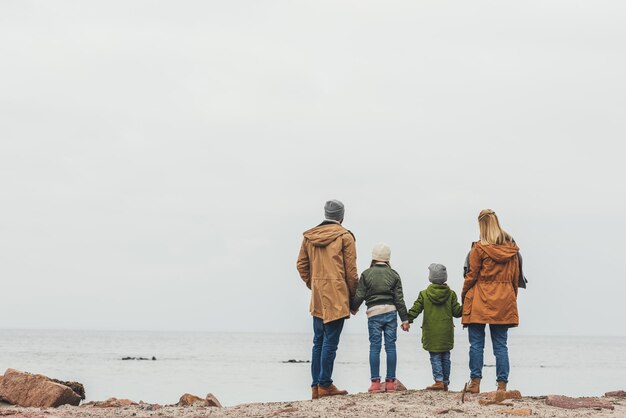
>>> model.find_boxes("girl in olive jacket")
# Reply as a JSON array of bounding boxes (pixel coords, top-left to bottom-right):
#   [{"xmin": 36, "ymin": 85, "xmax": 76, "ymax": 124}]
[
  {"xmin": 408, "ymin": 263, "xmax": 462, "ymax": 391},
  {"xmin": 351, "ymin": 243, "xmax": 409, "ymax": 393}
]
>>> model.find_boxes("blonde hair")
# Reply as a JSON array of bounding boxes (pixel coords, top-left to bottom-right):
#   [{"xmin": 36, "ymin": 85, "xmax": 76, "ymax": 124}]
[{"xmin": 478, "ymin": 209, "xmax": 513, "ymax": 245}]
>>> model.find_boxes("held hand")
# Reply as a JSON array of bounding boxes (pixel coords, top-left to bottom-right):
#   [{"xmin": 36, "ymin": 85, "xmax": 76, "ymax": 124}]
[
  {"xmin": 401, "ymin": 323, "xmax": 410, "ymax": 332},
  {"xmin": 350, "ymin": 309, "xmax": 359, "ymax": 315}
]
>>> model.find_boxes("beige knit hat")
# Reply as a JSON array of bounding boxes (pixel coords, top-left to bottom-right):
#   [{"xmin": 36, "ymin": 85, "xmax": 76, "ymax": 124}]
[{"xmin": 372, "ymin": 243, "xmax": 391, "ymax": 262}]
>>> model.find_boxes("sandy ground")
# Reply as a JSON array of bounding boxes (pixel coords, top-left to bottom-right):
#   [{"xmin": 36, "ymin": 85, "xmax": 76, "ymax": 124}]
[{"xmin": 2, "ymin": 390, "xmax": 625, "ymax": 418}]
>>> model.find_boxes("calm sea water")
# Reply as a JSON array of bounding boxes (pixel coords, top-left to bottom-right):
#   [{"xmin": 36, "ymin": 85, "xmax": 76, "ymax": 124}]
[{"xmin": 1, "ymin": 330, "xmax": 624, "ymax": 406}]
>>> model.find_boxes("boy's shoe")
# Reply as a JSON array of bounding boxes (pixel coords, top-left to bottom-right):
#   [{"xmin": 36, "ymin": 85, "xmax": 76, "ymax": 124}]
[
  {"xmin": 368, "ymin": 379, "xmax": 382, "ymax": 393},
  {"xmin": 318, "ymin": 384, "xmax": 348, "ymax": 397},
  {"xmin": 385, "ymin": 378, "xmax": 396, "ymax": 392},
  {"xmin": 465, "ymin": 377, "xmax": 481, "ymax": 394},
  {"xmin": 495, "ymin": 381, "xmax": 507, "ymax": 402},
  {"xmin": 443, "ymin": 384, "xmax": 449, "ymax": 392},
  {"xmin": 426, "ymin": 381, "xmax": 445, "ymax": 391},
  {"xmin": 311, "ymin": 385, "xmax": 318, "ymax": 400}
]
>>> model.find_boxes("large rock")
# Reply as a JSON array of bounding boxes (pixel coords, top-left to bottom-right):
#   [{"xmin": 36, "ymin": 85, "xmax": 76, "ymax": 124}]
[
  {"xmin": 605, "ymin": 390, "xmax": 626, "ymax": 398},
  {"xmin": 545, "ymin": 395, "xmax": 614, "ymax": 410},
  {"xmin": 0, "ymin": 369, "xmax": 82, "ymax": 408}
]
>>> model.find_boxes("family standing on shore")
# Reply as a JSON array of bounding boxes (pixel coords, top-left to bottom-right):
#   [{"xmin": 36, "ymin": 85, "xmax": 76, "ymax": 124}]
[{"xmin": 296, "ymin": 200, "xmax": 525, "ymax": 401}]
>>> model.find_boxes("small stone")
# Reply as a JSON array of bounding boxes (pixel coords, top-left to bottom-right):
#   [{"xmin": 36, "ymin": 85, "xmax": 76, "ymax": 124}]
[
  {"xmin": 205, "ymin": 393, "xmax": 222, "ymax": 408},
  {"xmin": 545, "ymin": 395, "xmax": 614, "ymax": 410},
  {"xmin": 394, "ymin": 379, "xmax": 408, "ymax": 391},
  {"xmin": 497, "ymin": 408, "xmax": 533, "ymax": 416}
]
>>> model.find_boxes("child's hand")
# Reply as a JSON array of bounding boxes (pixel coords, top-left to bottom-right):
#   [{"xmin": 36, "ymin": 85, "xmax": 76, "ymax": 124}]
[
  {"xmin": 350, "ymin": 309, "xmax": 359, "ymax": 315},
  {"xmin": 401, "ymin": 322, "xmax": 410, "ymax": 332}
]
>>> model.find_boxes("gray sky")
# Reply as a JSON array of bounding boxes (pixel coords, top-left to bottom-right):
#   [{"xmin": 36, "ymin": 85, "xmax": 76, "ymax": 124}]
[{"xmin": 1, "ymin": 1, "xmax": 625, "ymax": 336}]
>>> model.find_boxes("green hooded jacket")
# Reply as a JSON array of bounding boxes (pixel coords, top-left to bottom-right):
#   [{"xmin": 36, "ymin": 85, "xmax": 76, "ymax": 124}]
[{"xmin": 407, "ymin": 284, "xmax": 462, "ymax": 352}]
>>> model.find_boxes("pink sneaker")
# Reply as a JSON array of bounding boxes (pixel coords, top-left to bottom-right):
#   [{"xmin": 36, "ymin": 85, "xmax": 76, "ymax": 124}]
[
  {"xmin": 385, "ymin": 378, "xmax": 396, "ymax": 392},
  {"xmin": 368, "ymin": 379, "xmax": 382, "ymax": 393}
]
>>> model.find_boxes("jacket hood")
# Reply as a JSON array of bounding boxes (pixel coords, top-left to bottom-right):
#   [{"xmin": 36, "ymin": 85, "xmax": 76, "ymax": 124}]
[
  {"xmin": 425, "ymin": 284, "xmax": 451, "ymax": 305},
  {"xmin": 303, "ymin": 223, "xmax": 347, "ymax": 247},
  {"xmin": 478, "ymin": 241, "xmax": 519, "ymax": 263}
]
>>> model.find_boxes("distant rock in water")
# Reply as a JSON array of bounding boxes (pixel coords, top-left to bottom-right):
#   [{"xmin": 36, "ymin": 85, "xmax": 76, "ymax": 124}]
[
  {"xmin": 121, "ymin": 356, "xmax": 157, "ymax": 361},
  {"xmin": 0, "ymin": 368, "xmax": 82, "ymax": 408},
  {"xmin": 282, "ymin": 359, "xmax": 311, "ymax": 363}
]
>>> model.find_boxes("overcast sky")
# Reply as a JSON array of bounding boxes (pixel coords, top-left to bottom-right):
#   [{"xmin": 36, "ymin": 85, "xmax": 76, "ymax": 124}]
[{"xmin": 1, "ymin": 1, "xmax": 625, "ymax": 336}]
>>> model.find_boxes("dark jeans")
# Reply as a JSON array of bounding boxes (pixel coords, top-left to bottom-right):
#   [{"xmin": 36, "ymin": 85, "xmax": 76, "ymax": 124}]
[
  {"xmin": 367, "ymin": 311, "xmax": 397, "ymax": 380},
  {"xmin": 311, "ymin": 317, "xmax": 345, "ymax": 387},
  {"xmin": 468, "ymin": 323, "xmax": 510, "ymax": 382},
  {"xmin": 429, "ymin": 351, "xmax": 451, "ymax": 385}
]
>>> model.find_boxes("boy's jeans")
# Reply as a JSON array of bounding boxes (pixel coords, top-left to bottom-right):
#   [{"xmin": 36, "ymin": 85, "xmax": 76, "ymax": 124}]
[
  {"xmin": 367, "ymin": 311, "xmax": 397, "ymax": 380},
  {"xmin": 429, "ymin": 351, "xmax": 451, "ymax": 385},
  {"xmin": 468, "ymin": 323, "xmax": 510, "ymax": 382},
  {"xmin": 311, "ymin": 317, "xmax": 345, "ymax": 388}
]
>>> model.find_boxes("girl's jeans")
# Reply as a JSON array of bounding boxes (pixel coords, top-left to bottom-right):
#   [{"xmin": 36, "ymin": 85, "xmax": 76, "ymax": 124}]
[
  {"xmin": 367, "ymin": 311, "xmax": 397, "ymax": 380},
  {"xmin": 468, "ymin": 323, "xmax": 510, "ymax": 382},
  {"xmin": 429, "ymin": 351, "xmax": 451, "ymax": 385}
]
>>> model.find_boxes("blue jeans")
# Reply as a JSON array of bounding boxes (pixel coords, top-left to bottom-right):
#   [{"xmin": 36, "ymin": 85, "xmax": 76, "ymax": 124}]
[
  {"xmin": 429, "ymin": 351, "xmax": 451, "ymax": 385},
  {"xmin": 468, "ymin": 324, "xmax": 510, "ymax": 382},
  {"xmin": 367, "ymin": 311, "xmax": 397, "ymax": 380},
  {"xmin": 311, "ymin": 317, "xmax": 345, "ymax": 387}
]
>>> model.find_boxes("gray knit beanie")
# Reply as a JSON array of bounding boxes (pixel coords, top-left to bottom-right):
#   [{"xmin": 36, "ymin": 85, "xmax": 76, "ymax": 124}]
[
  {"xmin": 324, "ymin": 199, "xmax": 345, "ymax": 222},
  {"xmin": 428, "ymin": 263, "xmax": 448, "ymax": 285}
]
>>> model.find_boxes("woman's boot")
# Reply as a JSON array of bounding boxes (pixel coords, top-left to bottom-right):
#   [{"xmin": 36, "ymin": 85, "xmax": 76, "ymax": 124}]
[{"xmin": 495, "ymin": 381, "xmax": 507, "ymax": 402}]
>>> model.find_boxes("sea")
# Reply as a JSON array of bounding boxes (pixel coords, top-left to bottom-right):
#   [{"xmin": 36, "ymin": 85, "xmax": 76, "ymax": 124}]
[{"xmin": 1, "ymin": 330, "xmax": 625, "ymax": 407}]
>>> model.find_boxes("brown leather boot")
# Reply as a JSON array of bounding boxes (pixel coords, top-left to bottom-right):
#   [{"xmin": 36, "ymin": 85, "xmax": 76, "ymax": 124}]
[
  {"xmin": 426, "ymin": 381, "xmax": 446, "ymax": 391},
  {"xmin": 311, "ymin": 385, "xmax": 319, "ymax": 400},
  {"xmin": 318, "ymin": 384, "xmax": 348, "ymax": 397},
  {"xmin": 465, "ymin": 377, "xmax": 481, "ymax": 394},
  {"xmin": 443, "ymin": 384, "xmax": 449, "ymax": 392},
  {"xmin": 495, "ymin": 381, "xmax": 507, "ymax": 402}
]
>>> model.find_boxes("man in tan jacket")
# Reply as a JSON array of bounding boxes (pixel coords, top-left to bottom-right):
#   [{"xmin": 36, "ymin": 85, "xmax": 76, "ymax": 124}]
[{"xmin": 297, "ymin": 199, "xmax": 358, "ymax": 399}]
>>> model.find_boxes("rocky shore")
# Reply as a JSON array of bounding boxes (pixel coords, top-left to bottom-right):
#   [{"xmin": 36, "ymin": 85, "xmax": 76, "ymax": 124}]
[
  {"xmin": 2, "ymin": 369, "xmax": 625, "ymax": 417},
  {"xmin": 2, "ymin": 389, "xmax": 626, "ymax": 418}
]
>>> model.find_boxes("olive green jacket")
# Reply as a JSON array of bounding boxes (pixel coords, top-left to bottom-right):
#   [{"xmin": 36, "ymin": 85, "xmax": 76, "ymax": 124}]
[
  {"xmin": 350, "ymin": 264, "xmax": 409, "ymax": 322},
  {"xmin": 408, "ymin": 284, "xmax": 462, "ymax": 352}
]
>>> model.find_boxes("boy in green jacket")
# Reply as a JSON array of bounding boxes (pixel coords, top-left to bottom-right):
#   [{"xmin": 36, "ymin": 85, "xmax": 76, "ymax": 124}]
[{"xmin": 408, "ymin": 263, "xmax": 462, "ymax": 391}]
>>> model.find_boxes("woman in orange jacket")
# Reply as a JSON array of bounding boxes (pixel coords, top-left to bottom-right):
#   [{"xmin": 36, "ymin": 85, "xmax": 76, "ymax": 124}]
[{"xmin": 462, "ymin": 209, "xmax": 520, "ymax": 398}]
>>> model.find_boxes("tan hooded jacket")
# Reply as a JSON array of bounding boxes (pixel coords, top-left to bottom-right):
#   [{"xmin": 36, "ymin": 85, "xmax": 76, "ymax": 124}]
[
  {"xmin": 461, "ymin": 241, "xmax": 520, "ymax": 326},
  {"xmin": 297, "ymin": 222, "xmax": 358, "ymax": 323}
]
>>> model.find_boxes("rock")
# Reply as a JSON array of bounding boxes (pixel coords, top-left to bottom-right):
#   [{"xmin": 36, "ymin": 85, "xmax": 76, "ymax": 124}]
[
  {"xmin": 0, "ymin": 369, "xmax": 82, "ymax": 408},
  {"xmin": 545, "ymin": 395, "xmax": 614, "ymax": 410},
  {"xmin": 49, "ymin": 379, "xmax": 85, "ymax": 400},
  {"xmin": 84, "ymin": 397, "xmax": 137, "ymax": 408},
  {"xmin": 482, "ymin": 390, "xmax": 523, "ymax": 401},
  {"xmin": 497, "ymin": 408, "xmax": 533, "ymax": 416},
  {"xmin": 394, "ymin": 379, "xmax": 407, "ymax": 391},
  {"xmin": 205, "ymin": 393, "xmax": 222, "ymax": 408},
  {"xmin": 178, "ymin": 393, "xmax": 205, "ymax": 406},
  {"xmin": 606, "ymin": 390, "xmax": 626, "ymax": 397}
]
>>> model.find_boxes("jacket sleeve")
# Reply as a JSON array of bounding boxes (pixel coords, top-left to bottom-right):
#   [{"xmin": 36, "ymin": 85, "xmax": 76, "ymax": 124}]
[
  {"xmin": 393, "ymin": 273, "xmax": 409, "ymax": 323},
  {"xmin": 462, "ymin": 245, "xmax": 482, "ymax": 300},
  {"xmin": 451, "ymin": 291, "xmax": 462, "ymax": 318},
  {"xmin": 512, "ymin": 253, "xmax": 520, "ymax": 297},
  {"xmin": 407, "ymin": 291, "xmax": 424, "ymax": 324},
  {"xmin": 296, "ymin": 238, "xmax": 311, "ymax": 289},
  {"xmin": 342, "ymin": 232, "xmax": 358, "ymax": 298},
  {"xmin": 351, "ymin": 273, "xmax": 367, "ymax": 311}
]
